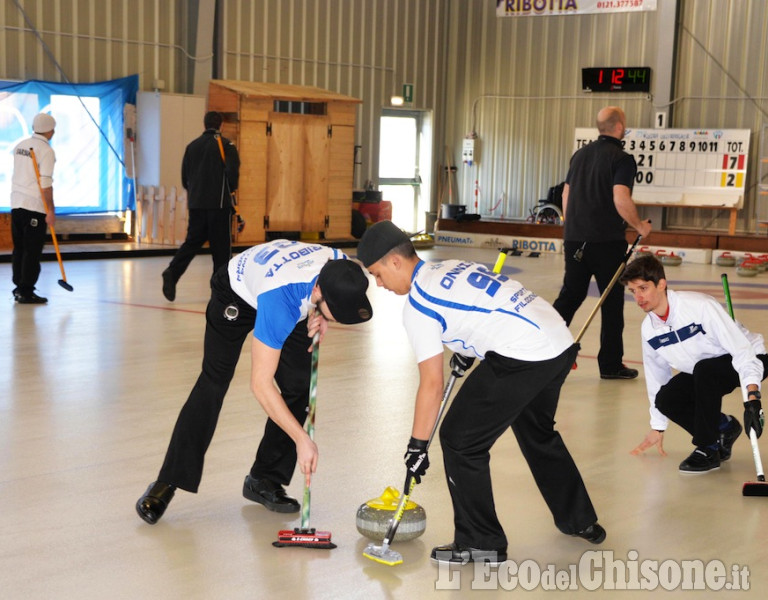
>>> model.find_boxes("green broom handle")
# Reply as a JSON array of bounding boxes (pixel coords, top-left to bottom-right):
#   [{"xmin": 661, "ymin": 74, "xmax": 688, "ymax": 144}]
[
  {"xmin": 721, "ymin": 273, "xmax": 735, "ymax": 319},
  {"xmin": 301, "ymin": 333, "xmax": 320, "ymax": 530}
]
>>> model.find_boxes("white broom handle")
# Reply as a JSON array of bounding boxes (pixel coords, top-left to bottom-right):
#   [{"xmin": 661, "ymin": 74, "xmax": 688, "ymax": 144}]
[{"xmin": 750, "ymin": 429, "xmax": 765, "ymax": 480}]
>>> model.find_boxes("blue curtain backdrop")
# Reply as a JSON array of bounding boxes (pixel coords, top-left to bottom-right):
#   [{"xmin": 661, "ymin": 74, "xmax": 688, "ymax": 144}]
[{"xmin": 0, "ymin": 74, "xmax": 138, "ymax": 214}]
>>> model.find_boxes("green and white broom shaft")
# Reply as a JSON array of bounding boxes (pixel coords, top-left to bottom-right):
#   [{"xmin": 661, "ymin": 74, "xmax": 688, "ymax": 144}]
[
  {"xmin": 721, "ymin": 273, "xmax": 766, "ymax": 481},
  {"xmin": 380, "ymin": 374, "xmax": 458, "ymax": 550},
  {"xmin": 301, "ymin": 333, "xmax": 320, "ymax": 530}
]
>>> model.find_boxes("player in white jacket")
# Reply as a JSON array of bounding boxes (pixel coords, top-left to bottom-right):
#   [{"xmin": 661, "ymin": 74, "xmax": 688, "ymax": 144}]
[
  {"xmin": 357, "ymin": 220, "xmax": 604, "ymax": 566},
  {"xmin": 621, "ymin": 255, "xmax": 767, "ymax": 473}
]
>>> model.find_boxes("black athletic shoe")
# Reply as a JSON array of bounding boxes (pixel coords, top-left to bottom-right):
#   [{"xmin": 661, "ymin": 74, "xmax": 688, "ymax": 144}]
[
  {"xmin": 719, "ymin": 416, "xmax": 743, "ymax": 461},
  {"xmin": 679, "ymin": 447, "xmax": 721, "ymax": 473},
  {"xmin": 162, "ymin": 268, "xmax": 176, "ymax": 302},
  {"xmin": 16, "ymin": 292, "xmax": 48, "ymax": 304},
  {"xmin": 243, "ymin": 475, "xmax": 300, "ymax": 513},
  {"xmin": 572, "ymin": 523, "xmax": 607, "ymax": 544},
  {"xmin": 430, "ymin": 542, "xmax": 508, "ymax": 566},
  {"xmin": 600, "ymin": 365, "xmax": 638, "ymax": 380},
  {"xmin": 136, "ymin": 481, "xmax": 176, "ymax": 524}
]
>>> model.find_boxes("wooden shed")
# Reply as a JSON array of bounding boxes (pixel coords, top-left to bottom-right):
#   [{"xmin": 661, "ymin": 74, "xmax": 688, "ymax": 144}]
[{"xmin": 208, "ymin": 80, "xmax": 361, "ymax": 244}]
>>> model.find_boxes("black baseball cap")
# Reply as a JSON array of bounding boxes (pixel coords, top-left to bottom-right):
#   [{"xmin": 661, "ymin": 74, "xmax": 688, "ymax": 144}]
[
  {"xmin": 317, "ymin": 260, "xmax": 373, "ymax": 324},
  {"xmin": 356, "ymin": 220, "xmax": 411, "ymax": 267}
]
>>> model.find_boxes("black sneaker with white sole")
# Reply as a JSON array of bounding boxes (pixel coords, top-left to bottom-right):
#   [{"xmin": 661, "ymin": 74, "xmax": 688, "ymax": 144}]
[
  {"xmin": 719, "ymin": 416, "xmax": 742, "ymax": 461},
  {"xmin": 430, "ymin": 542, "xmax": 507, "ymax": 566},
  {"xmin": 679, "ymin": 447, "xmax": 720, "ymax": 473}
]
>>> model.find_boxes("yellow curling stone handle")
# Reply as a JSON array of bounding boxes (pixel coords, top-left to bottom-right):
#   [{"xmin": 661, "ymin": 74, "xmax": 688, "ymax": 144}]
[{"xmin": 365, "ymin": 486, "xmax": 419, "ymax": 511}]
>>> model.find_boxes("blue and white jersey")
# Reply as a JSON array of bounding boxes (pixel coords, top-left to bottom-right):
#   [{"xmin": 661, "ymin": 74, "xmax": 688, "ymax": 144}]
[
  {"xmin": 403, "ymin": 260, "xmax": 573, "ymax": 363},
  {"xmin": 228, "ymin": 240, "xmax": 346, "ymax": 349},
  {"xmin": 641, "ymin": 289, "xmax": 766, "ymax": 430}
]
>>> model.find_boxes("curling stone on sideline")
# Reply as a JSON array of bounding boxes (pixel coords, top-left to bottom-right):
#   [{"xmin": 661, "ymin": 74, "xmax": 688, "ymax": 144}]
[
  {"xmin": 737, "ymin": 260, "xmax": 760, "ymax": 277},
  {"xmin": 744, "ymin": 253, "xmax": 768, "ymax": 272},
  {"xmin": 716, "ymin": 252, "xmax": 736, "ymax": 267},
  {"xmin": 635, "ymin": 246, "xmax": 652, "ymax": 258},
  {"xmin": 356, "ymin": 486, "xmax": 427, "ymax": 542},
  {"xmin": 656, "ymin": 250, "xmax": 682, "ymax": 267}
]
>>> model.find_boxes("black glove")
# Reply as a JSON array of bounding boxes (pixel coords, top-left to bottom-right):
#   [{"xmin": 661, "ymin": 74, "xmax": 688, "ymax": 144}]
[
  {"xmin": 450, "ymin": 353, "xmax": 476, "ymax": 378},
  {"xmin": 404, "ymin": 437, "xmax": 429, "ymax": 486},
  {"xmin": 744, "ymin": 399, "xmax": 765, "ymax": 439}
]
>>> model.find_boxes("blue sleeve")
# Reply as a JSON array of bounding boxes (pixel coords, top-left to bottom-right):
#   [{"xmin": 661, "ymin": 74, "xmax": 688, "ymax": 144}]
[{"xmin": 253, "ymin": 287, "xmax": 303, "ymax": 349}]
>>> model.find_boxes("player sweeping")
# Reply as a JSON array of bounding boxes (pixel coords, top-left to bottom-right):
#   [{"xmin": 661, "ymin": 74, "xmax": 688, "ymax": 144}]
[
  {"xmin": 356, "ymin": 220, "xmax": 605, "ymax": 566},
  {"xmin": 136, "ymin": 240, "xmax": 373, "ymax": 524}
]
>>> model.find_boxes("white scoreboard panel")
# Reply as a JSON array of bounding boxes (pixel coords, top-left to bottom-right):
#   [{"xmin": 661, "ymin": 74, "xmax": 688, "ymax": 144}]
[{"xmin": 573, "ymin": 128, "xmax": 751, "ymax": 211}]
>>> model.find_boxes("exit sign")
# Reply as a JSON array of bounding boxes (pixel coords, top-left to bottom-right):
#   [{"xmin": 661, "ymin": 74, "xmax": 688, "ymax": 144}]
[{"xmin": 402, "ymin": 83, "xmax": 413, "ymax": 103}]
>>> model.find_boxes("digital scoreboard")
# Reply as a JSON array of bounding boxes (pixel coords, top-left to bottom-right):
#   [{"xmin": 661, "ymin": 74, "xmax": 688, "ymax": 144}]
[{"xmin": 581, "ymin": 67, "xmax": 651, "ymax": 93}]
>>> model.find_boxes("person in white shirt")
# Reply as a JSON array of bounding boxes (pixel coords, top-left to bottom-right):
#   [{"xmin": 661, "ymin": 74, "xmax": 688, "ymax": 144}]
[
  {"xmin": 11, "ymin": 113, "xmax": 57, "ymax": 304},
  {"xmin": 356, "ymin": 220, "xmax": 604, "ymax": 567},
  {"xmin": 621, "ymin": 255, "xmax": 767, "ymax": 473}
]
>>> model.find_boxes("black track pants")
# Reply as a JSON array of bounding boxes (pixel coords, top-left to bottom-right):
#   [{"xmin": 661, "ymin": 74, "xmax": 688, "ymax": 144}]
[
  {"xmin": 166, "ymin": 208, "xmax": 232, "ymax": 282},
  {"xmin": 11, "ymin": 208, "xmax": 47, "ymax": 295},
  {"xmin": 440, "ymin": 344, "xmax": 598, "ymax": 550},
  {"xmin": 553, "ymin": 239, "xmax": 627, "ymax": 374},
  {"xmin": 655, "ymin": 354, "xmax": 768, "ymax": 448},
  {"xmin": 157, "ymin": 267, "xmax": 311, "ymax": 492}
]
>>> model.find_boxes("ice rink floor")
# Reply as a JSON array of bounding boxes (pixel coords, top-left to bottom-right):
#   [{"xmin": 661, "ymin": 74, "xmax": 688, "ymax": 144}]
[{"xmin": 2, "ymin": 243, "xmax": 768, "ymax": 599}]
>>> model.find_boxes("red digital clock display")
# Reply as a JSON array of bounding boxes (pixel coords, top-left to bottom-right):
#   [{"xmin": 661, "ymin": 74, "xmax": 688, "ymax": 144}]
[{"xmin": 581, "ymin": 67, "xmax": 651, "ymax": 93}]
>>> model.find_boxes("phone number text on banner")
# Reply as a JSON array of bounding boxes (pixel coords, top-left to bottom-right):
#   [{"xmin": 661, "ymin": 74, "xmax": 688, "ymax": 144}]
[{"xmin": 496, "ymin": 0, "xmax": 657, "ymax": 17}]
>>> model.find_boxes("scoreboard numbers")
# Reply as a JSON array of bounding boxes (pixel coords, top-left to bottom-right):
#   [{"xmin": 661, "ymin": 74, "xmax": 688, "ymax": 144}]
[{"xmin": 573, "ymin": 128, "xmax": 750, "ymax": 209}]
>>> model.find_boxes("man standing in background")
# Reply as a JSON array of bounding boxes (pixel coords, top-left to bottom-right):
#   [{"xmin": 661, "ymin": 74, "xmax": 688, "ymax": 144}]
[
  {"xmin": 11, "ymin": 112, "xmax": 57, "ymax": 304},
  {"xmin": 162, "ymin": 111, "xmax": 240, "ymax": 301},
  {"xmin": 553, "ymin": 106, "xmax": 652, "ymax": 380}
]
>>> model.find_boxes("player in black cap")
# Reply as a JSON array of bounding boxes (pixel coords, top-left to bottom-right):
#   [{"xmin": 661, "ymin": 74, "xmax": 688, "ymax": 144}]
[{"xmin": 137, "ymin": 240, "xmax": 372, "ymax": 524}]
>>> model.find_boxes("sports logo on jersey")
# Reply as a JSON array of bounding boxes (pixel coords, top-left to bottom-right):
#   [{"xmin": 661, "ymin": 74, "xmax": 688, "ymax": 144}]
[{"xmin": 647, "ymin": 323, "xmax": 705, "ymax": 349}]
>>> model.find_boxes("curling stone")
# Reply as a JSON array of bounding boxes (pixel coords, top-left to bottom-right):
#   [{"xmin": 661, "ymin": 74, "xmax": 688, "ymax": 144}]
[
  {"xmin": 737, "ymin": 261, "xmax": 760, "ymax": 277},
  {"xmin": 411, "ymin": 233, "xmax": 435, "ymax": 250},
  {"xmin": 744, "ymin": 254, "xmax": 768, "ymax": 272},
  {"xmin": 716, "ymin": 252, "xmax": 736, "ymax": 267},
  {"xmin": 656, "ymin": 250, "xmax": 682, "ymax": 267},
  {"xmin": 356, "ymin": 486, "xmax": 427, "ymax": 542},
  {"xmin": 635, "ymin": 246, "xmax": 652, "ymax": 258}
]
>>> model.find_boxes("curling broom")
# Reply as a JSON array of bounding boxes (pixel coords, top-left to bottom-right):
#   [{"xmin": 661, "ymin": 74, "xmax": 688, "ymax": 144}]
[
  {"xmin": 721, "ymin": 273, "xmax": 768, "ymax": 497},
  {"xmin": 273, "ymin": 333, "xmax": 337, "ymax": 548}
]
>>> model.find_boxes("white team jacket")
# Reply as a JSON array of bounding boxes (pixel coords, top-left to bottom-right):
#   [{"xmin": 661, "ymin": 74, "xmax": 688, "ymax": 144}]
[{"xmin": 641, "ymin": 289, "xmax": 765, "ymax": 430}]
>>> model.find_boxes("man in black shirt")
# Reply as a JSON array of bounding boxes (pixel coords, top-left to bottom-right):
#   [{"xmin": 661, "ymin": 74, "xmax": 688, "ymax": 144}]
[
  {"xmin": 553, "ymin": 106, "xmax": 652, "ymax": 379},
  {"xmin": 162, "ymin": 111, "xmax": 240, "ymax": 301}
]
